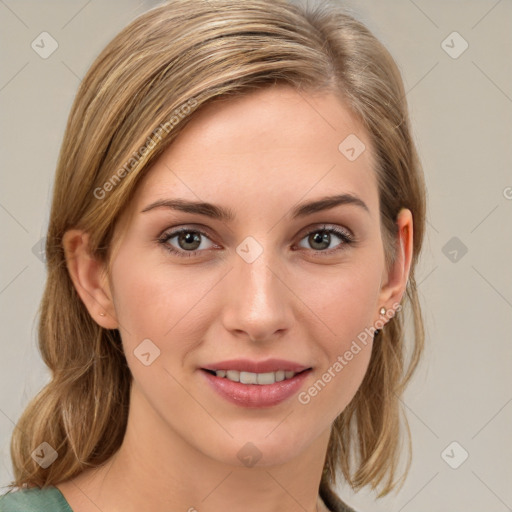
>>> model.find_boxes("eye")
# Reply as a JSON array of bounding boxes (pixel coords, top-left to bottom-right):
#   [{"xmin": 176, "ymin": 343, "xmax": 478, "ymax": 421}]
[
  {"xmin": 296, "ymin": 224, "xmax": 354, "ymax": 255},
  {"xmin": 158, "ymin": 228, "xmax": 216, "ymax": 258},
  {"xmin": 157, "ymin": 224, "xmax": 355, "ymax": 259}
]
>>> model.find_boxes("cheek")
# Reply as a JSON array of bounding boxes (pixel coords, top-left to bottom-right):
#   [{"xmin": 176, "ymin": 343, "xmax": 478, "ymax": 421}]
[
  {"xmin": 302, "ymin": 260, "xmax": 381, "ymax": 343},
  {"xmin": 110, "ymin": 248, "xmax": 222, "ymax": 351},
  {"xmin": 296, "ymin": 264, "xmax": 379, "ymax": 410},
  {"xmin": 110, "ymin": 246, "xmax": 170, "ymax": 328}
]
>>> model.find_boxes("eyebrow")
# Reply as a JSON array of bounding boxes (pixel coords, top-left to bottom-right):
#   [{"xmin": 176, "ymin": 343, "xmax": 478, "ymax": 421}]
[{"xmin": 140, "ymin": 193, "xmax": 370, "ymax": 221}]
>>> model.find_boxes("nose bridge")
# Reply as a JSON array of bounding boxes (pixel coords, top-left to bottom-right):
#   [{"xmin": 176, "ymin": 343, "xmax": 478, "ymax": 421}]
[
  {"xmin": 239, "ymin": 248, "xmax": 277, "ymax": 306},
  {"xmin": 223, "ymin": 236, "xmax": 291, "ymax": 340}
]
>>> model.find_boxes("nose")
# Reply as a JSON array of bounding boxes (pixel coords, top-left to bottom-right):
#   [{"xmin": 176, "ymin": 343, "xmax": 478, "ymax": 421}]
[{"xmin": 221, "ymin": 245, "xmax": 294, "ymax": 343}]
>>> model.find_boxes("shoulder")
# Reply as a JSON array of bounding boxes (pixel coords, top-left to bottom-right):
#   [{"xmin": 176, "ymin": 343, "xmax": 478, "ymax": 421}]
[{"xmin": 0, "ymin": 486, "xmax": 73, "ymax": 512}]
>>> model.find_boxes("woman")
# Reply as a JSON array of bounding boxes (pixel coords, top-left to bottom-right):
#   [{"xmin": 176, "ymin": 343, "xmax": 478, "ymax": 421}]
[{"xmin": 0, "ymin": 0, "xmax": 426, "ymax": 511}]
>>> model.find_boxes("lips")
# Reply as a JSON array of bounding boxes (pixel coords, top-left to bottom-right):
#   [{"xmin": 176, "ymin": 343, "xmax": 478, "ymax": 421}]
[{"xmin": 199, "ymin": 358, "xmax": 313, "ymax": 408}]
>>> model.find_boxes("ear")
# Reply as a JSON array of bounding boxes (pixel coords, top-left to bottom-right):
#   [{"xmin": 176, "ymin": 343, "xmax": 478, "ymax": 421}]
[
  {"xmin": 376, "ymin": 208, "xmax": 414, "ymax": 324},
  {"xmin": 62, "ymin": 229, "xmax": 118, "ymax": 330}
]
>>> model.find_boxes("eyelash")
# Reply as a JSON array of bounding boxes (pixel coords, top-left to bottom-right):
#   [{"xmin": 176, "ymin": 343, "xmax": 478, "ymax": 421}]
[{"xmin": 157, "ymin": 224, "xmax": 355, "ymax": 258}]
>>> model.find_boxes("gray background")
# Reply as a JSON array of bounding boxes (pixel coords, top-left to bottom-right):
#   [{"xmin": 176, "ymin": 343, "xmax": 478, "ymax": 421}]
[{"xmin": 1, "ymin": 1, "xmax": 511, "ymax": 511}]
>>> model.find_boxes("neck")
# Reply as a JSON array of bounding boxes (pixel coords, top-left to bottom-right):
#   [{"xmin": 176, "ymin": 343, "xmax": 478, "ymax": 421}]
[{"xmin": 61, "ymin": 382, "xmax": 332, "ymax": 512}]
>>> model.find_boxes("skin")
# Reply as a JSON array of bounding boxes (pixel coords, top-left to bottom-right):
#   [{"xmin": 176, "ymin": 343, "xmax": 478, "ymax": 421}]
[{"xmin": 59, "ymin": 85, "xmax": 413, "ymax": 512}]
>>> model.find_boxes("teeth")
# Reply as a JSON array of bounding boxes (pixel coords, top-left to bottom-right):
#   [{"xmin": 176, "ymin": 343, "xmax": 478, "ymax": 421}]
[
  {"xmin": 213, "ymin": 369, "xmax": 299, "ymax": 385},
  {"xmin": 240, "ymin": 371, "xmax": 257, "ymax": 384},
  {"xmin": 226, "ymin": 370, "xmax": 240, "ymax": 381}
]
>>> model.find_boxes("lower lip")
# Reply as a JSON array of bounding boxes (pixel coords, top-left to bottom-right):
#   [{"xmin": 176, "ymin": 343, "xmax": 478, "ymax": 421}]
[{"xmin": 201, "ymin": 369, "xmax": 312, "ymax": 408}]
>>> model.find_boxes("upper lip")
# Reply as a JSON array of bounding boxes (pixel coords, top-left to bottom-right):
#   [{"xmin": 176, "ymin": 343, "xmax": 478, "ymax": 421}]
[{"xmin": 201, "ymin": 358, "xmax": 311, "ymax": 374}]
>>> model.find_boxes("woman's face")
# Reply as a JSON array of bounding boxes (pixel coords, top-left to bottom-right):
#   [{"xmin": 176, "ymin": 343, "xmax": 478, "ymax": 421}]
[{"xmin": 104, "ymin": 85, "xmax": 398, "ymax": 467}]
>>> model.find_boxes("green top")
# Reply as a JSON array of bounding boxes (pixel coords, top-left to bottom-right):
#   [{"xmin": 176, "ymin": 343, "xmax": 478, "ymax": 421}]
[{"xmin": 0, "ymin": 486, "xmax": 73, "ymax": 512}]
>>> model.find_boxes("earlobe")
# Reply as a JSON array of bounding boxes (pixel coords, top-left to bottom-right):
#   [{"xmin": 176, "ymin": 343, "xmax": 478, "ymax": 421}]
[
  {"xmin": 377, "ymin": 208, "xmax": 414, "ymax": 322},
  {"xmin": 62, "ymin": 229, "xmax": 118, "ymax": 330}
]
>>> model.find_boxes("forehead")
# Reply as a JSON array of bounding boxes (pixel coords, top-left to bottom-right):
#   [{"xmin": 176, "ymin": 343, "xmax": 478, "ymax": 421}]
[{"xmin": 134, "ymin": 85, "xmax": 378, "ymax": 220}]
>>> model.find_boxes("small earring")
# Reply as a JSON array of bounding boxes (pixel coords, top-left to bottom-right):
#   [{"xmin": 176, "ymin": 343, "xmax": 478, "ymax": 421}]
[
  {"xmin": 375, "ymin": 306, "xmax": 387, "ymax": 337},
  {"xmin": 99, "ymin": 312, "xmax": 106, "ymax": 317}
]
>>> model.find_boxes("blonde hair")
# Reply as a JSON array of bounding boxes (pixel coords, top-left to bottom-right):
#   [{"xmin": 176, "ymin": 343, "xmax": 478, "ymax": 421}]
[{"xmin": 7, "ymin": 0, "xmax": 427, "ymax": 506}]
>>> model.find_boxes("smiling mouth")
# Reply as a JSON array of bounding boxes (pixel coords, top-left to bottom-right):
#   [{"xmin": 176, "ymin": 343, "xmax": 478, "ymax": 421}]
[{"xmin": 202, "ymin": 368, "xmax": 311, "ymax": 385}]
